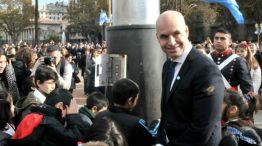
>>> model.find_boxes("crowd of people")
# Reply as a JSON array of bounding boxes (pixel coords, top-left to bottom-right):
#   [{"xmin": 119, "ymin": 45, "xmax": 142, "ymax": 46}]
[{"xmin": 0, "ymin": 10, "xmax": 262, "ymax": 146}]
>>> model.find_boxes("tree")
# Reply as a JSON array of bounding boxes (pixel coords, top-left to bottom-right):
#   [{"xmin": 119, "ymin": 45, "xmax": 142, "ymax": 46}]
[
  {"xmin": 48, "ymin": 34, "xmax": 59, "ymax": 43},
  {"xmin": 161, "ymin": 0, "xmax": 217, "ymax": 25},
  {"xmin": 238, "ymin": 0, "xmax": 262, "ymax": 23},
  {"xmin": 161, "ymin": 0, "xmax": 218, "ymax": 42},
  {"xmin": 65, "ymin": 0, "xmax": 108, "ymax": 42},
  {"xmin": 0, "ymin": 0, "xmax": 34, "ymax": 43},
  {"xmin": 160, "ymin": 0, "xmax": 262, "ymax": 42}
]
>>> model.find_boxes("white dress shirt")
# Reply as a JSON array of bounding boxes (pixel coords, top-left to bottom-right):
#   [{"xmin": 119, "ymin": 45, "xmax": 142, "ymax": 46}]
[{"xmin": 169, "ymin": 43, "xmax": 193, "ymax": 91}]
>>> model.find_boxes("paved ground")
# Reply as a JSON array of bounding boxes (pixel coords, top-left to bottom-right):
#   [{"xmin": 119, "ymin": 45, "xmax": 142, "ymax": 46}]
[
  {"xmin": 72, "ymin": 75, "xmax": 87, "ymax": 106},
  {"xmin": 255, "ymin": 110, "xmax": 262, "ymax": 128}
]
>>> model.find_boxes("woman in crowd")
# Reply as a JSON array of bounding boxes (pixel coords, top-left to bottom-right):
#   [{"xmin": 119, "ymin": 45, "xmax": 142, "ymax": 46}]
[
  {"xmin": 13, "ymin": 47, "xmax": 37, "ymax": 95},
  {"xmin": 235, "ymin": 42, "xmax": 261, "ymax": 94},
  {"xmin": 0, "ymin": 90, "xmax": 15, "ymax": 146}
]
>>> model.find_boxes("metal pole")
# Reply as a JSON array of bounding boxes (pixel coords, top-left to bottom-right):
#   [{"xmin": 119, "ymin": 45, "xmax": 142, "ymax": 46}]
[
  {"xmin": 108, "ymin": 0, "xmax": 112, "ymax": 26},
  {"xmin": 257, "ymin": 23, "xmax": 262, "ymax": 51},
  {"xmin": 110, "ymin": 0, "xmax": 164, "ymax": 122},
  {"xmin": 258, "ymin": 33, "xmax": 260, "ymax": 48},
  {"xmin": 108, "ymin": 0, "xmax": 111, "ymax": 17},
  {"xmin": 35, "ymin": 0, "xmax": 38, "ymax": 46},
  {"xmin": 180, "ymin": 0, "xmax": 183, "ymax": 12}
]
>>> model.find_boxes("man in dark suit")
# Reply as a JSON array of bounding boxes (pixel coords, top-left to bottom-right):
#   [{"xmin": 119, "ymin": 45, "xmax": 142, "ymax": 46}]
[{"xmin": 156, "ymin": 10, "xmax": 225, "ymax": 146}]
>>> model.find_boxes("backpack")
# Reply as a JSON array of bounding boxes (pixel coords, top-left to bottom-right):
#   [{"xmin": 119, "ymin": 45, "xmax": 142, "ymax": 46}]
[{"xmin": 8, "ymin": 113, "xmax": 45, "ymax": 146}]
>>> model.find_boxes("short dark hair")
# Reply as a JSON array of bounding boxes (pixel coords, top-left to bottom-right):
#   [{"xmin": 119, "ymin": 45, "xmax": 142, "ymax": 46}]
[
  {"xmin": 35, "ymin": 65, "xmax": 58, "ymax": 88},
  {"xmin": 86, "ymin": 92, "xmax": 108, "ymax": 111},
  {"xmin": 223, "ymin": 90, "xmax": 249, "ymax": 121},
  {"xmin": 112, "ymin": 78, "xmax": 139, "ymax": 105},
  {"xmin": 0, "ymin": 90, "xmax": 12, "ymax": 130},
  {"xmin": 87, "ymin": 117, "xmax": 128, "ymax": 146},
  {"xmin": 44, "ymin": 88, "xmax": 73, "ymax": 107},
  {"xmin": 215, "ymin": 28, "xmax": 231, "ymax": 37},
  {"xmin": 47, "ymin": 45, "xmax": 60, "ymax": 53}
]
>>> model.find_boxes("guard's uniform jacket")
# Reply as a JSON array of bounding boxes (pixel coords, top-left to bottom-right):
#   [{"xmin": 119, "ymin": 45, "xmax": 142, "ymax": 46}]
[{"xmin": 210, "ymin": 49, "xmax": 253, "ymax": 94}]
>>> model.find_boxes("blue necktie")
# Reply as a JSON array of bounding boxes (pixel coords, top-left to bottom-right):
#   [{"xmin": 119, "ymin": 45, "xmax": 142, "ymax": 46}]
[{"xmin": 166, "ymin": 61, "xmax": 177, "ymax": 96}]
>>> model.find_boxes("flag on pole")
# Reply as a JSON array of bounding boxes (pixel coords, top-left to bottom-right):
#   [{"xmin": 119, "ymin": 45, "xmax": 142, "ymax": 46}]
[
  {"xmin": 202, "ymin": 0, "xmax": 244, "ymax": 24},
  {"xmin": 98, "ymin": 9, "xmax": 108, "ymax": 26}
]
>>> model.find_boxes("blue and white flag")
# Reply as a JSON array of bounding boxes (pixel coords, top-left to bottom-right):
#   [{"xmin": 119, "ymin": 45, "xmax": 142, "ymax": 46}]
[
  {"xmin": 202, "ymin": 0, "xmax": 244, "ymax": 24},
  {"xmin": 106, "ymin": 14, "xmax": 113, "ymax": 24},
  {"xmin": 255, "ymin": 30, "xmax": 262, "ymax": 35},
  {"xmin": 98, "ymin": 9, "xmax": 107, "ymax": 26}
]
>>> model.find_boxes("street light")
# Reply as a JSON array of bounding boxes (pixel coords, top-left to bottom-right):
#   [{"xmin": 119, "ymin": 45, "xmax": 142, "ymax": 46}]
[
  {"xmin": 255, "ymin": 23, "xmax": 262, "ymax": 50},
  {"xmin": 35, "ymin": 0, "xmax": 39, "ymax": 46}
]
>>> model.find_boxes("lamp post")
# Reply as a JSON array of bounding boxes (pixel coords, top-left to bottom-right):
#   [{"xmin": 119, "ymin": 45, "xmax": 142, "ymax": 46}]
[
  {"xmin": 255, "ymin": 23, "xmax": 262, "ymax": 50},
  {"xmin": 35, "ymin": 0, "xmax": 39, "ymax": 46}
]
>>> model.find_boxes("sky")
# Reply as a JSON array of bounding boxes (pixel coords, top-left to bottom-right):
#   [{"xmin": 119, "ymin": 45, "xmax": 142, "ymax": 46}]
[{"xmin": 32, "ymin": 0, "xmax": 68, "ymax": 6}]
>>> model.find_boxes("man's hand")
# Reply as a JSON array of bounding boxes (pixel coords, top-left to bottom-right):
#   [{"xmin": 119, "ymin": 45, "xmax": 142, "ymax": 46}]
[
  {"xmin": 30, "ymin": 57, "xmax": 45, "ymax": 76},
  {"xmin": 48, "ymin": 63, "xmax": 57, "ymax": 72},
  {"xmin": 66, "ymin": 98, "xmax": 78, "ymax": 115}
]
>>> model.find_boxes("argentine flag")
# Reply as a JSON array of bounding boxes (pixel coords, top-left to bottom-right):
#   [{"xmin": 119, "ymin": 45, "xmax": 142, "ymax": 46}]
[
  {"xmin": 99, "ymin": 9, "xmax": 108, "ymax": 26},
  {"xmin": 202, "ymin": 0, "xmax": 244, "ymax": 24}
]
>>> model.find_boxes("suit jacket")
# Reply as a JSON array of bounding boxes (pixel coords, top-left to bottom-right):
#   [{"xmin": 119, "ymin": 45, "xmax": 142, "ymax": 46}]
[{"xmin": 158, "ymin": 48, "xmax": 224, "ymax": 146}]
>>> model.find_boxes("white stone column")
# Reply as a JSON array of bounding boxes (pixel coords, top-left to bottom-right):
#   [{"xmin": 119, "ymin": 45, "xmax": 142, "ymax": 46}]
[
  {"xmin": 112, "ymin": 0, "xmax": 159, "ymax": 26},
  {"xmin": 107, "ymin": 0, "xmax": 164, "ymax": 122}
]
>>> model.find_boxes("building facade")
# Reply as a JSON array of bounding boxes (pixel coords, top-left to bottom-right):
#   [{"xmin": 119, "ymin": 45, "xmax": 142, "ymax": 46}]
[
  {"xmin": 1, "ymin": 1, "xmax": 69, "ymax": 44},
  {"xmin": 22, "ymin": 2, "xmax": 69, "ymax": 44}
]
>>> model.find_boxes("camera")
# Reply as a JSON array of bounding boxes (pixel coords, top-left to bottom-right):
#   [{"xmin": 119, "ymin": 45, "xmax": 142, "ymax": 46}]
[{"xmin": 44, "ymin": 56, "xmax": 56, "ymax": 65}]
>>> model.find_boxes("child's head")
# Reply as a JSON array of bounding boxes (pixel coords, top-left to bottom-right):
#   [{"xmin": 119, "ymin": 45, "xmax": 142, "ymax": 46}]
[
  {"xmin": 44, "ymin": 88, "xmax": 73, "ymax": 118},
  {"xmin": 86, "ymin": 92, "xmax": 108, "ymax": 113},
  {"xmin": 35, "ymin": 65, "xmax": 58, "ymax": 94},
  {"xmin": 235, "ymin": 42, "xmax": 252, "ymax": 59},
  {"xmin": 87, "ymin": 117, "xmax": 128, "ymax": 146},
  {"xmin": 0, "ymin": 90, "xmax": 14, "ymax": 130},
  {"xmin": 222, "ymin": 90, "xmax": 256, "ymax": 122},
  {"xmin": 112, "ymin": 78, "xmax": 139, "ymax": 110}
]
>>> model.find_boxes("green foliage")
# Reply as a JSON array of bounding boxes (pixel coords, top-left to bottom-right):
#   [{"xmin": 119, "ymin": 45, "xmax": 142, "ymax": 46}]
[
  {"xmin": 66, "ymin": 0, "xmax": 109, "ymax": 38},
  {"xmin": 0, "ymin": 0, "xmax": 34, "ymax": 43},
  {"xmin": 160, "ymin": 0, "xmax": 218, "ymax": 25},
  {"xmin": 160, "ymin": 0, "xmax": 262, "ymax": 25},
  {"xmin": 48, "ymin": 34, "xmax": 59, "ymax": 43},
  {"xmin": 238, "ymin": 0, "xmax": 262, "ymax": 23}
]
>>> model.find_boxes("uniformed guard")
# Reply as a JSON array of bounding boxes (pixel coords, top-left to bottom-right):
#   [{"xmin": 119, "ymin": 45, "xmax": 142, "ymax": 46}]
[{"xmin": 208, "ymin": 28, "xmax": 253, "ymax": 95}]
